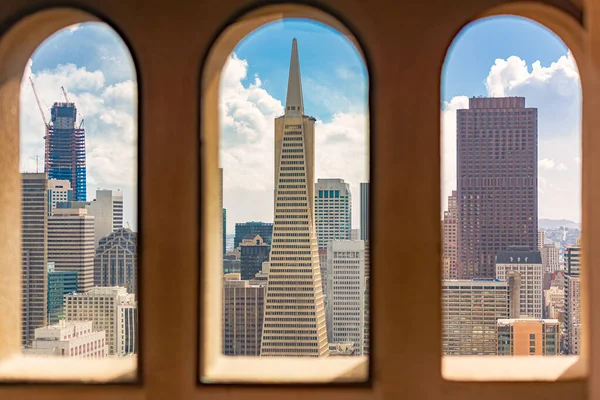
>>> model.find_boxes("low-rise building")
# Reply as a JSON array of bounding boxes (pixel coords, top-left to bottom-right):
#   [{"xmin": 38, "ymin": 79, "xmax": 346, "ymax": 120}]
[
  {"xmin": 497, "ymin": 319, "xmax": 560, "ymax": 356},
  {"xmin": 24, "ymin": 320, "xmax": 107, "ymax": 358}
]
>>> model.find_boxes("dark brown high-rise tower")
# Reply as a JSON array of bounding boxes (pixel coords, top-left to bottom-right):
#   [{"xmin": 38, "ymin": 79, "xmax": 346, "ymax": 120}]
[{"xmin": 457, "ymin": 97, "xmax": 538, "ymax": 279}]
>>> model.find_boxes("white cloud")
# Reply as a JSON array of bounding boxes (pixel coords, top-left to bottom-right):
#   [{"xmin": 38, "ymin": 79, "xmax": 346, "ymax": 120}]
[
  {"xmin": 67, "ymin": 24, "xmax": 81, "ymax": 33},
  {"xmin": 441, "ymin": 95, "xmax": 468, "ymax": 209},
  {"xmin": 20, "ymin": 59, "xmax": 138, "ymax": 228},
  {"xmin": 220, "ymin": 53, "xmax": 368, "ymax": 232},
  {"xmin": 442, "ymin": 53, "xmax": 581, "ymax": 222},
  {"xmin": 539, "ymin": 158, "xmax": 556, "ymax": 169}
]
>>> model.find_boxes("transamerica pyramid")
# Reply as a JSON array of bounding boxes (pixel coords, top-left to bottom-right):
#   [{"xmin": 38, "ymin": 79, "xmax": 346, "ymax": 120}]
[{"xmin": 260, "ymin": 39, "xmax": 329, "ymax": 357}]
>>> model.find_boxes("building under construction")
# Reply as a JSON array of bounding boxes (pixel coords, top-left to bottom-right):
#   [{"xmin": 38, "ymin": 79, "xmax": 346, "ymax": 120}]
[
  {"xmin": 31, "ymin": 80, "xmax": 87, "ymax": 202},
  {"xmin": 44, "ymin": 102, "xmax": 86, "ymax": 201}
]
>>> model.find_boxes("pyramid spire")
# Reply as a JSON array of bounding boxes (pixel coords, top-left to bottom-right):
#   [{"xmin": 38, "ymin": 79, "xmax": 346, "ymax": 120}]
[{"xmin": 285, "ymin": 38, "xmax": 304, "ymax": 116}]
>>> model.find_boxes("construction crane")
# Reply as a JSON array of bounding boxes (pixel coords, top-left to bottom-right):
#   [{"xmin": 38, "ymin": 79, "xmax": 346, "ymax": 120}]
[
  {"xmin": 78, "ymin": 118, "xmax": 84, "ymax": 129},
  {"xmin": 29, "ymin": 77, "xmax": 49, "ymax": 129},
  {"xmin": 61, "ymin": 86, "xmax": 70, "ymax": 103}
]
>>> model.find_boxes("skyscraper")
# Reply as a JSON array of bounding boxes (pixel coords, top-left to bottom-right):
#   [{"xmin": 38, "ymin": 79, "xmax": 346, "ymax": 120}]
[
  {"xmin": 457, "ymin": 97, "xmax": 538, "ymax": 279},
  {"xmin": 45, "ymin": 101, "xmax": 87, "ymax": 201},
  {"xmin": 48, "ymin": 208, "xmax": 95, "ymax": 292},
  {"xmin": 260, "ymin": 39, "xmax": 329, "ymax": 357},
  {"xmin": 21, "ymin": 173, "xmax": 48, "ymax": 345},
  {"xmin": 315, "ymin": 178, "xmax": 352, "ymax": 249},
  {"xmin": 326, "ymin": 240, "xmax": 365, "ymax": 355},
  {"xmin": 360, "ymin": 182, "xmax": 369, "ymax": 241},
  {"xmin": 442, "ymin": 190, "xmax": 457, "ymax": 280},
  {"xmin": 94, "ymin": 228, "xmax": 138, "ymax": 294}
]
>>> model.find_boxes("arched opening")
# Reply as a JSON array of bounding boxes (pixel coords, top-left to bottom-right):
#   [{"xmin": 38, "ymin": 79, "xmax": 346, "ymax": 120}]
[
  {"xmin": 0, "ymin": 8, "xmax": 138, "ymax": 382},
  {"xmin": 201, "ymin": 6, "xmax": 370, "ymax": 383},
  {"xmin": 440, "ymin": 13, "xmax": 582, "ymax": 374}
]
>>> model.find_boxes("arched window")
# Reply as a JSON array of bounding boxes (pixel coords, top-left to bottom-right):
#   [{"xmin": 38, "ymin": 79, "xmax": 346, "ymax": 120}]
[
  {"xmin": 0, "ymin": 8, "xmax": 138, "ymax": 382},
  {"xmin": 441, "ymin": 14, "xmax": 583, "ymax": 380},
  {"xmin": 201, "ymin": 7, "xmax": 370, "ymax": 383}
]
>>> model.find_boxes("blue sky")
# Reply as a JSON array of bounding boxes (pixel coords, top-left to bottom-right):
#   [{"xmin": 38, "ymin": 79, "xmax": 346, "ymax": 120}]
[
  {"xmin": 233, "ymin": 19, "xmax": 368, "ymax": 122},
  {"xmin": 20, "ymin": 16, "xmax": 582, "ymax": 232},
  {"xmin": 443, "ymin": 16, "xmax": 570, "ymax": 101}
]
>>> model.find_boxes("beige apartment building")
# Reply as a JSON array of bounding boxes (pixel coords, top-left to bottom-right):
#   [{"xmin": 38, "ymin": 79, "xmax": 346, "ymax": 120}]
[
  {"xmin": 495, "ymin": 247, "xmax": 543, "ymax": 318},
  {"xmin": 260, "ymin": 39, "xmax": 328, "ymax": 357},
  {"xmin": 64, "ymin": 287, "xmax": 136, "ymax": 355},
  {"xmin": 222, "ymin": 273, "xmax": 265, "ymax": 356},
  {"xmin": 497, "ymin": 319, "xmax": 560, "ymax": 356}
]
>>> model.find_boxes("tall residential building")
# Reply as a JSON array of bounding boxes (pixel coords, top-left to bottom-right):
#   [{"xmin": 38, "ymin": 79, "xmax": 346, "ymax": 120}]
[
  {"xmin": 565, "ymin": 243, "xmax": 581, "ymax": 275},
  {"xmin": 47, "ymin": 179, "xmax": 72, "ymax": 216},
  {"xmin": 442, "ymin": 190, "xmax": 458, "ymax": 280},
  {"xmin": 326, "ymin": 240, "xmax": 365, "ymax": 356},
  {"xmin": 234, "ymin": 222, "xmax": 274, "ymax": 248},
  {"xmin": 315, "ymin": 178, "xmax": 352, "ymax": 249},
  {"xmin": 497, "ymin": 319, "xmax": 560, "ymax": 355},
  {"xmin": 564, "ymin": 240, "xmax": 581, "ymax": 354},
  {"xmin": 45, "ymin": 101, "xmax": 86, "ymax": 201},
  {"xmin": 57, "ymin": 188, "xmax": 124, "ymax": 246},
  {"xmin": 64, "ymin": 287, "xmax": 137, "ymax": 355},
  {"xmin": 48, "ymin": 208, "xmax": 95, "ymax": 292},
  {"xmin": 495, "ymin": 247, "xmax": 543, "ymax": 319},
  {"xmin": 47, "ymin": 263, "xmax": 78, "ymax": 324},
  {"xmin": 457, "ymin": 97, "xmax": 538, "ymax": 279},
  {"xmin": 239, "ymin": 234, "xmax": 271, "ymax": 281},
  {"xmin": 21, "ymin": 173, "xmax": 48, "ymax": 345},
  {"xmin": 260, "ymin": 39, "xmax": 329, "ymax": 357},
  {"xmin": 538, "ymin": 230, "xmax": 545, "ymax": 250},
  {"xmin": 23, "ymin": 320, "xmax": 107, "ymax": 358},
  {"xmin": 360, "ymin": 182, "xmax": 369, "ymax": 241},
  {"xmin": 441, "ymin": 279, "xmax": 519, "ymax": 355},
  {"xmin": 541, "ymin": 244, "xmax": 560, "ymax": 273},
  {"xmin": 222, "ymin": 273, "xmax": 266, "ymax": 356},
  {"xmin": 94, "ymin": 228, "xmax": 138, "ymax": 294}
]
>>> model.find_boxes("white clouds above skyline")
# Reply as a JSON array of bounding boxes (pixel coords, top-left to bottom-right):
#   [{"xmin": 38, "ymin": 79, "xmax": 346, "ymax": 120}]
[
  {"xmin": 20, "ymin": 56, "xmax": 137, "ymax": 228},
  {"xmin": 442, "ymin": 52, "xmax": 582, "ymax": 222},
  {"xmin": 220, "ymin": 53, "xmax": 369, "ymax": 232}
]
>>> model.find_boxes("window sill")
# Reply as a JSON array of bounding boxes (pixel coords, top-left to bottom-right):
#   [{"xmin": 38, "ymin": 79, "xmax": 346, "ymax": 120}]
[
  {"xmin": 442, "ymin": 355, "xmax": 585, "ymax": 381},
  {"xmin": 0, "ymin": 354, "xmax": 137, "ymax": 383},
  {"xmin": 202, "ymin": 355, "xmax": 368, "ymax": 384}
]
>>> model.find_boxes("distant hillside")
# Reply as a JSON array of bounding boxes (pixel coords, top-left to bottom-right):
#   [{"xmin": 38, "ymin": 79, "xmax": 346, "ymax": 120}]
[{"xmin": 539, "ymin": 219, "xmax": 581, "ymax": 230}]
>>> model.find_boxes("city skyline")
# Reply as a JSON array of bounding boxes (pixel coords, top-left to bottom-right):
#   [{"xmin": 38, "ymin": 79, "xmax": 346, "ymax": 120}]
[{"xmin": 443, "ymin": 17, "xmax": 581, "ymax": 223}]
